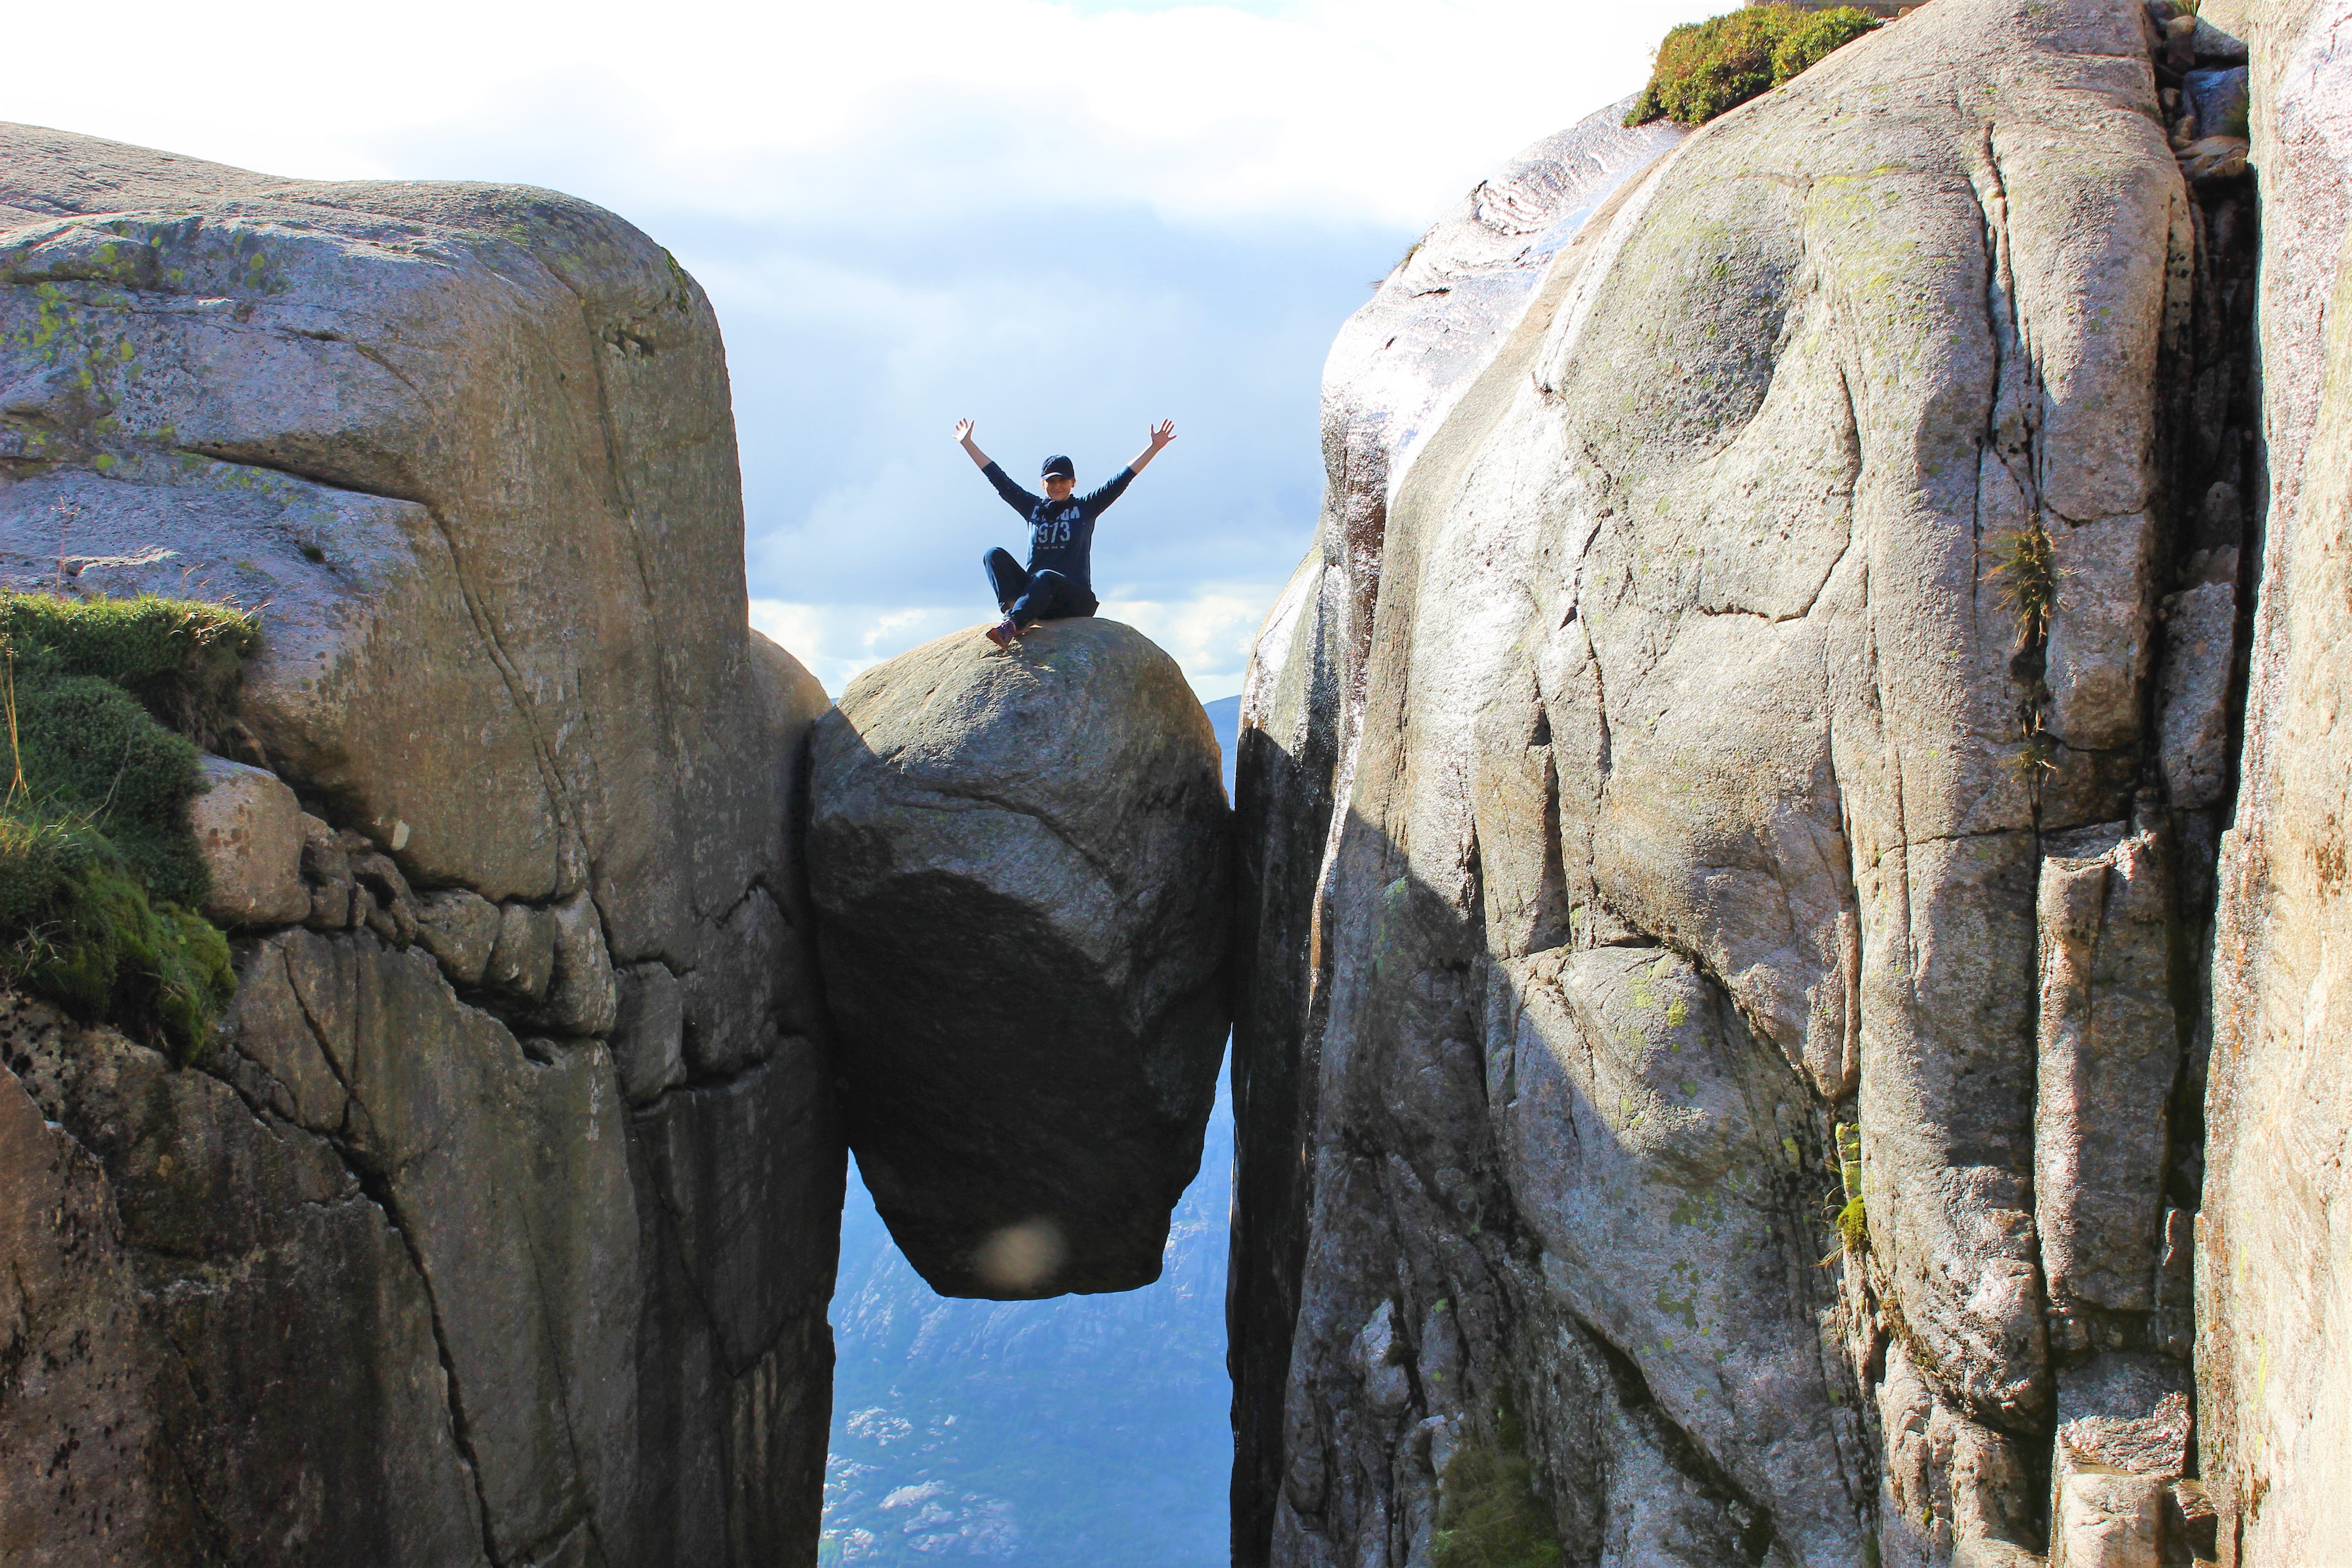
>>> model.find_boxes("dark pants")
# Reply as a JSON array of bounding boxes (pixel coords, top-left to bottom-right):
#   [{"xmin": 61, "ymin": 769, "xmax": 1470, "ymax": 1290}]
[{"xmin": 984, "ymin": 547, "xmax": 1098, "ymax": 625}]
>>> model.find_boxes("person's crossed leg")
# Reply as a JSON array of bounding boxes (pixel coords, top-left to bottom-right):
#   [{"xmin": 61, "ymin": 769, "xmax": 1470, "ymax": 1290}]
[{"xmin": 982, "ymin": 547, "xmax": 1098, "ymax": 642}]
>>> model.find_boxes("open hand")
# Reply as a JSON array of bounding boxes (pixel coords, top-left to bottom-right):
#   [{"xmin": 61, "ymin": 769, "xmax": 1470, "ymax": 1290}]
[
  {"xmin": 954, "ymin": 418, "xmax": 976, "ymax": 445},
  {"xmin": 1147, "ymin": 419, "xmax": 1176, "ymax": 451}
]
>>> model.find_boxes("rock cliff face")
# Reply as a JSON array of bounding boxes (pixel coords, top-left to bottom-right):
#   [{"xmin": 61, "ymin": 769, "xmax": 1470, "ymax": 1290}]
[
  {"xmin": 1230, "ymin": 0, "xmax": 2269, "ymax": 1561},
  {"xmin": 2195, "ymin": 0, "xmax": 2352, "ymax": 1557},
  {"xmin": 1227, "ymin": 99, "xmax": 1685, "ymax": 1555},
  {"xmin": 808, "ymin": 619, "xmax": 1230, "ymax": 1299},
  {"xmin": 0, "ymin": 127, "xmax": 842, "ymax": 1567}
]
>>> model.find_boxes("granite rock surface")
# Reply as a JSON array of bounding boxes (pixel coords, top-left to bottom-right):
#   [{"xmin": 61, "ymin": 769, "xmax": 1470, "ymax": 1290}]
[
  {"xmin": 0, "ymin": 126, "xmax": 842, "ymax": 1568},
  {"xmin": 1228, "ymin": 0, "xmax": 2259, "ymax": 1562},
  {"xmin": 2195, "ymin": 0, "xmax": 2352, "ymax": 1554}
]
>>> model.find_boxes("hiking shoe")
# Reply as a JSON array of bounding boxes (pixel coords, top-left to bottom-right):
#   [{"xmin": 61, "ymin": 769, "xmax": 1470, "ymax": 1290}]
[{"xmin": 985, "ymin": 618, "xmax": 1017, "ymax": 649}]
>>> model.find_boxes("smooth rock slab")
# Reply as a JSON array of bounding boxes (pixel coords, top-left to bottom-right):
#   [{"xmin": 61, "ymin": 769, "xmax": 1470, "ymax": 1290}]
[{"xmin": 808, "ymin": 618, "xmax": 1230, "ymax": 1298}]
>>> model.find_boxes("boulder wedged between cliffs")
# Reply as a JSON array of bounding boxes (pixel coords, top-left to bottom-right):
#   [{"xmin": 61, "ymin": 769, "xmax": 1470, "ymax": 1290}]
[{"xmin": 808, "ymin": 617, "xmax": 1232, "ymax": 1299}]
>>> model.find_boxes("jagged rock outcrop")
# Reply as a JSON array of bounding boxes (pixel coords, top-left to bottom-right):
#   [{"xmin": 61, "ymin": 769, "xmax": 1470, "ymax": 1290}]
[
  {"xmin": 1230, "ymin": 0, "xmax": 2259, "ymax": 1562},
  {"xmin": 2195, "ymin": 0, "xmax": 2352, "ymax": 1555},
  {"xmin": 808, "ymin": 619, "xmax": 1230, "ymax": 1298},
  {"xmin": 0, "ymin": 127, "xmax": 842, "ymax": 1567}
]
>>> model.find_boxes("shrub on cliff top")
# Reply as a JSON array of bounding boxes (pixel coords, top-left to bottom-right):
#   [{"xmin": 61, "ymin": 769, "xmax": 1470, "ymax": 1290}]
[
  {"xmin": 0, "ymin": 591, "xmax": 259, "ymax": 1059},
  {"xmin": 1628, "ymin": 4, "xmax": 1883, "ymax": 127}
]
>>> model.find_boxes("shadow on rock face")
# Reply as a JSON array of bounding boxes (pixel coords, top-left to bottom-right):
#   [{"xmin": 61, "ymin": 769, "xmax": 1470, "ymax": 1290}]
[{"xmin": 808, "ymin": 617, "xmax": 1232, "ymax": 1299}]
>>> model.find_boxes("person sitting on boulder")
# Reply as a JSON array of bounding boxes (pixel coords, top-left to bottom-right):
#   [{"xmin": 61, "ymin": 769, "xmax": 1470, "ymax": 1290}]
[{"xmin": 954, "ymin": 417, "xmax": 1176, "ymax": 648}]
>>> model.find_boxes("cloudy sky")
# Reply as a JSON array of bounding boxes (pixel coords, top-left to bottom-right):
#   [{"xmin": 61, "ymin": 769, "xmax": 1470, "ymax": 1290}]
[{"xmin": 10, "ymin": 0, "xmax": 1720, "ymax": 696}]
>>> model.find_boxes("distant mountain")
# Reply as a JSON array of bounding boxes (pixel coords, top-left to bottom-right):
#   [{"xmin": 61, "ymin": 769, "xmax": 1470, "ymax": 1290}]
[{"xmin": 818, "ymin": 696, "xmax": 1243, "ymax": 1567}]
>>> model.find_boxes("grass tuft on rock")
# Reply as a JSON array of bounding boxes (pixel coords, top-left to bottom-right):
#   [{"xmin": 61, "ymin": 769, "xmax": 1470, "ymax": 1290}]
[
  {"xmin": 1985, "ymin": 515, "xmax": 2064, "ymax": 649},
  {"xmin": 1827, "ymin": 1121, "xmax": 1868, "ymax": 1254},
  {"xmin": 1627, "ymin": 4, "xmax": 1882, "ymax": 127},
  {"xmin": 0, "ymin": 591, "xmax": 258, "ymax": 1059},
  {"xmin": 1432, "ymin": 1402, "xmax": 1564, "ymax": 1568}
]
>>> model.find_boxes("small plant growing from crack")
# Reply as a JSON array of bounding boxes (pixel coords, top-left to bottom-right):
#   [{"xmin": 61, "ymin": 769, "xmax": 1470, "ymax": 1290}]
[
  {"xmin": 1823, "ymin": 1121, "xmax": 1867, "ymax": 1261},
  {"xmin": 1985, "ymin": 515, "xmax": 2068, "ymax": 822},
  {"xmin": 1985, "ymin": 514, "xmax": 2064, "ymax": 650}
]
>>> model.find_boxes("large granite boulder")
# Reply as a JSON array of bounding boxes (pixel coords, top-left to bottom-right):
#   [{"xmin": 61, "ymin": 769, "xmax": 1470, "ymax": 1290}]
[
  {"xmin": 809, "ymin": 618, "xmax": 1230, "ymax": 1298},
  {"xmin": 0, "ymin": 127, "xmax": 843, "ymax": 1567},
  {"xmin": 2195, "ymin": 0, "xmax": 2352, "ymax": 1552},
  {"xmin": 1228, "ymin": 0, "xmax": 2256, "ymax": 1562}
]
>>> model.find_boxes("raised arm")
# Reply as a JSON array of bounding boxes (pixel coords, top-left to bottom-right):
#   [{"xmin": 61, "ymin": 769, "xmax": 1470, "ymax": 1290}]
[
  {"xmin": 1081, "ymin": 421, "xmax": 1176, "ymax": 514},
  {"xmin": 1127, "ymin": 419, "xmax": 1176, "ymax": 475},
  {"xmin": 957, "ymin": 418, "xmax": 1044, "ymax": 514},
  {"xmin": 954, "ymin": 418, "xmax": 993, "ymax": 470}
]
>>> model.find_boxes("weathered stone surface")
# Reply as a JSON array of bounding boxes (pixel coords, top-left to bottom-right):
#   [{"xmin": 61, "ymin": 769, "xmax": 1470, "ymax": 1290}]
[
  {"xmin": 810, "ymin": 618, "xmax": 1230, "ymax": 1298},
  {"xmin": 1878, "ymin": 1341, "xmax": 2043, "ymax": 1568},
  {"xmin": 347, "ymin": 830, "xmax": 421, "ymax": 946},
  {"xmin": 679, "ymin": 885, "xmax": 792, "ymax": 1077},
  {"xmin": 2047, "ymin": 1357, "xmax": 2192, "ymax": 1568},
  {"xmin": 1228, "ymin": 1, "xmax": 2247, "ymax": 1562},
  {"xmin": 633, "ymin": 1052, "xmax": 839, "ymax": 1377},
  {"xmin": 2035, "ymin": 826, "xmax": 2179, "ymax": 1317},
  {"xmin": 237, "ymin": 930, "xmax": 640, "ymax": 1562},
  {"xmin": 0, "ymin": 124, "xmax": 836, "ymax": 1052},
  {"xmin": 417, "ymin": 887, "xmax": 504, "ymax": 986},
  {"xmin": 2197, "ymin": 0, "xmax": 2352, "ymax": 1552},
  {"xmin": 1227, "ymin": 96, "xmax": 1689, "ymax": 1558},
  {"xmin": 2, "ymin": 995, "xmax": 487, "ymax": 1568},
  {"xmin": 2052, "ymin": 1475, "xmax": 2166, "ymax": 1568},
  {"xmin": 0, "ymin": 1043, "xmax": 206, "ymax": 1568},
  {"xmin": 486, "ymin": 900, "xmax": 559, "ymax": 1002},
  {"xmin": 189, "ymin": 754, "xmax": 310, "ymax": 925},
  {"xmin": 2155, "ymin": 581, "xmax": 2237, "ymax": 809},
  {"xmin": 612, "ymin": 961, "xmax": 686, "ymax": 1105},
  {"xmin": 0, "ymin": 127, "xmax": 843, "ymax": 1566},
  {"xmin": 537, "ymin": 889, "xmax": 619, "ymax": 1036},
  {"xmin": 299, "ymin": 813, "xmax": 363, "ymax": 931},
  {"xmin": 628, "ymin": 1049, "xmax": 841, "ymax": 1566}
]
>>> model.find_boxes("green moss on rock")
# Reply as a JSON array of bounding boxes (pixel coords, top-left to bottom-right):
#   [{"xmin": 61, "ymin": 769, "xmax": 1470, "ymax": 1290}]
[
  {"xmin": 1628, "ymin": 4, "xmax": 1883, "ymax": 128},
  {"xmin": 0, "ymin": 591, "xmax": 258, "ymax": 1059},
  {"xmin": 1432, "ymin": 1402, "xmax": 1564, "ymax": 1568},
  {"xmin": 0, "ymin": 589, "xmax": 259, "ymax": 745}
]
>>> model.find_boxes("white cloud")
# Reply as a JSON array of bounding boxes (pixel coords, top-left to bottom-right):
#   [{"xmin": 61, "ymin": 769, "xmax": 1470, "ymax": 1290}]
[
  {"xmin": 15, "ymin": 0, "xmax": 1724, "ymax": 697},
  {"xmin": 11, "ymin": 0, "xmax": 1720, "ymax": 227},
  {"xmin": 1097, "ymin": 587, "xmax": 1280, "ymax": 699},
  {"xmin": 752, "ymin": 600, "xmax": 982, "ymax": 696}
]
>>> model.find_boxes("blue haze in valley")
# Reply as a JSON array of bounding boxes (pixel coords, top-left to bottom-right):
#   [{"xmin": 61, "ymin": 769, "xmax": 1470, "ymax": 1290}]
[{"xmin": 820, "ymin": 697, "xmax": 1244, "ymax": 1566}]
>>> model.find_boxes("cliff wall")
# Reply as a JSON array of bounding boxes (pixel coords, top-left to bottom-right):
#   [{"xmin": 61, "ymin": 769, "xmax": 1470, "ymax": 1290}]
[
  {"xmin": 2195, "ymin": 0, "xmax": 2352, "ymax": 1557},
  {"xmin": 1227, "ymin": 100, "xmax": 1684, "ymax": 1557},
  {"xmin": 1230, "ymin": 0, "xmax": 2272, "ymax": 1560},
  {"xmin": 0, "ymin": 127, "xmax": 841, "ymax": 1567}
]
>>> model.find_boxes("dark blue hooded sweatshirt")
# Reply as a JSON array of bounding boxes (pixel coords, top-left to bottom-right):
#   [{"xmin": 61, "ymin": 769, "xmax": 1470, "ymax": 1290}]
[{"xmin": 980, "ymin": 461, "xmax": 1136, "ymax": 591}]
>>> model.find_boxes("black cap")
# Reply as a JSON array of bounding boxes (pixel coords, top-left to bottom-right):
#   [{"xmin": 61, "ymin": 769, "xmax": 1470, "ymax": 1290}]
[{"xmin": 1040, "ymin": 455, "xmax": 1075, "ymax": 480}]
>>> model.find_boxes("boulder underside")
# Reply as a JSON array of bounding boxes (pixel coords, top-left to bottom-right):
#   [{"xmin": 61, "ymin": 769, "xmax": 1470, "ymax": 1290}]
[{"xmin": 810, "ymin": 618, "xmax": 1231, "ymax": 1299}]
